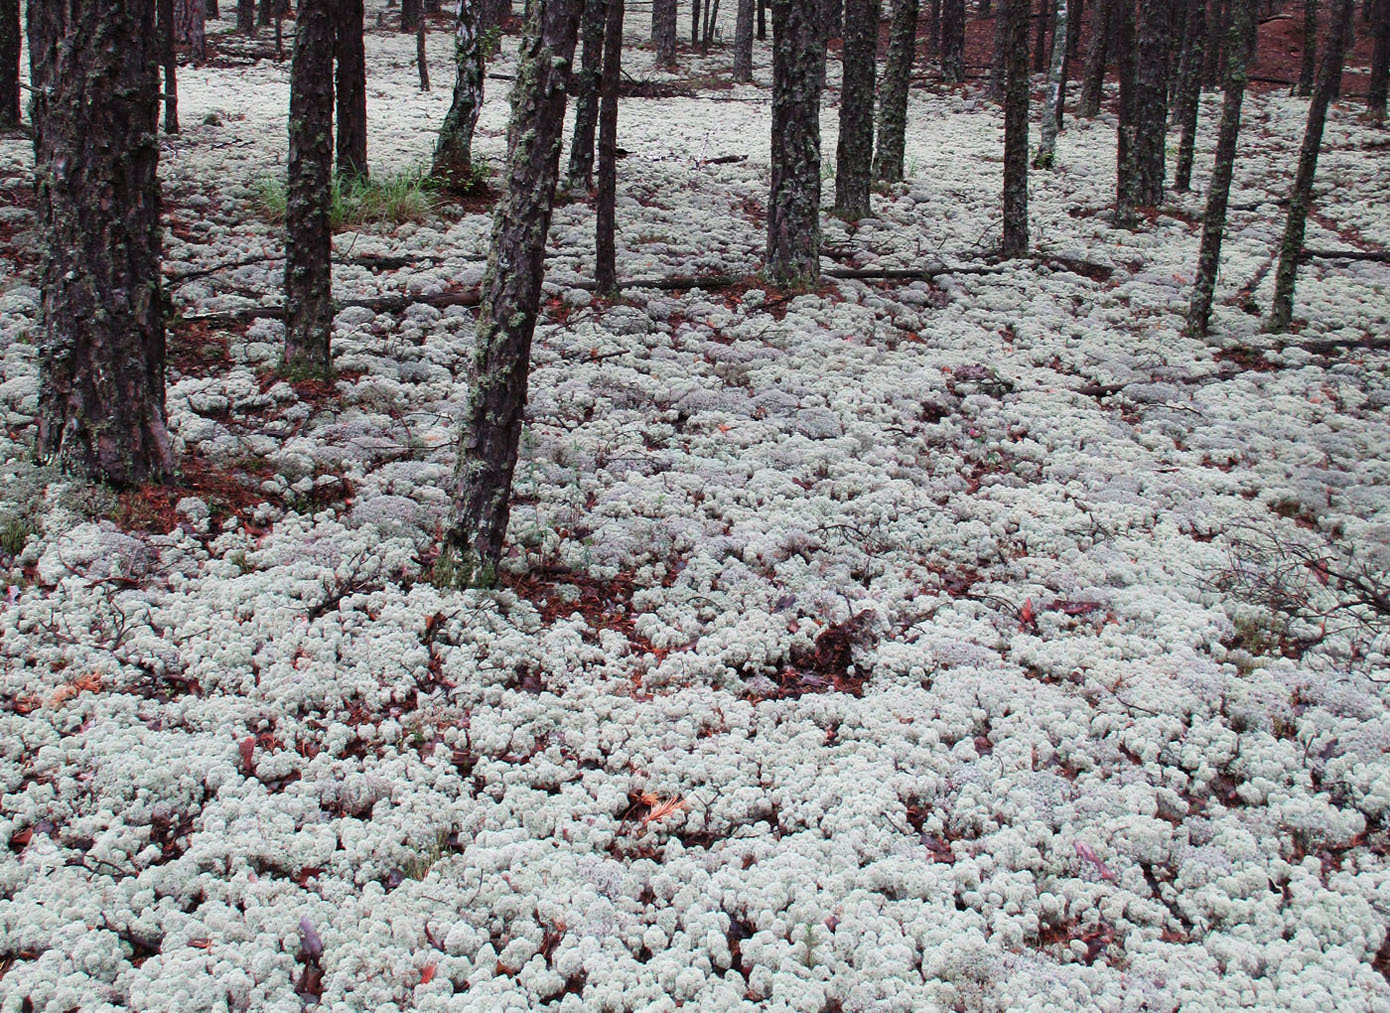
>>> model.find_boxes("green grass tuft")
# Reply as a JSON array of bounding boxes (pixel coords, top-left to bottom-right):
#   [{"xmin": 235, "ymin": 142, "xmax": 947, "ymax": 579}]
[{"xmin": 252, "ymin": 167, "xmax": 440, "ymax": 231}]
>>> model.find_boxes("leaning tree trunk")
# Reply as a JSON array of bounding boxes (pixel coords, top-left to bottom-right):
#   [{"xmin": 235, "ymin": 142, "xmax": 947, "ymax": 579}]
[
  {"xmin": 767, "ymin": 0, "xmax": 824, "ymax": 285},
  {"xmin": 436, "ymin": 0, "xmax": 488, "ymax": 187},
  {"xmin": 567, "ymin": 0, "xmax": 605, "ymax": 188},
  {"xmin": 1368, "ymin": 0, "xmax": 1388, "ymax": 120},
  {"xmin": 1078, "ymin": 0, "xmax": 1109, "ymax": 115},
  {"xmin": 1297, "ymin": 0, "xmax": 1318, "ymax": 95},
  {"xmin": 1171, "ymin": 0, "xmax": 1206, "ymax": 190},
  {"xmin": 336, "ymin": 0, "xmax": 369, "ymax": 180},
  {"xmin": 444, "ymin": 0, "xmax": 581, "ymax": 587},
  {"xmin": 28, "ymin": 0, "xmax": 174, "ymax": 485},
  {"xmin": 873, "ymin": 0, "xmax": 920, "ymax": 181},
  {"xmin": 1131, "ymin": 0, "xmax": 1175, "ymax": 207},
  {"xmin": 1034, "ymin": 0, "xmax": 1069, "ymax": 167},
  {"xmin": 940, "ymin": 0, "xmax": 965, "ymax": 81},
  {"xmin": 595, "ymin": 0, "xmax": 622, "ymax": 292},
  {"xmin": 1185, "ymin": 0, "xmax": 1255, "ymax": 336},
  {"xmin": 0, "ymin": 0, "xmax": 18, "ymax": 128},
  {"xmin": 1267, "ymin": 0, "xmax": 1353, "ymax": 332},
  {"xmin": 835, "ymin": 0, "xmax": 879, "ymax": 219},
  {"xmin": 652, "ymin": 0, "xmax": 677, "ymax": 62},
  {"xmin": 158, "ymin": 0, "xmax": 179, "ymax": 133},
  {"xmin": 733, "ymin": 0, "xmax": 755, "ymax": 80},
  {"xmin": 283, "ymin": 0, "xmax": 336, "ymax": 378},
  {"xmin": 1001, "ymin": 0, "xmax": 1030, "ymax": 256},
  {"xmin": 174, "ymin": 0, "xmax": 207, "ymax": 62}
]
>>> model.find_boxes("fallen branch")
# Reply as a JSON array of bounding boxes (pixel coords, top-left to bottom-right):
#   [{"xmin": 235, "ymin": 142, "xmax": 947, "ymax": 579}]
[
  {"xmin": 177, "ymin": 288, "xmax": 482, "ymax": 326},
  {"xmin": 166, "ymin": 252, "xmax": 476, "ymax": 284},
  {"xmin": 1299, "ymin": 249, "xmax": 1390, "ymax": 263}
]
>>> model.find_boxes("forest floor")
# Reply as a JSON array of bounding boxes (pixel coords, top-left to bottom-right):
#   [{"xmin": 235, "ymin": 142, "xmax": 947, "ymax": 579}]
[{"xmin": 1, "ymin": 5, "xmax": 1389, "ymax": 1012}]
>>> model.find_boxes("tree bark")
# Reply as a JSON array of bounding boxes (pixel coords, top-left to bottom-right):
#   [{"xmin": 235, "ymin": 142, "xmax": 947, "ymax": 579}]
[
  {"xmin": 159, "ymin": 0, "xmax": 179, "ymax": 134},
  {"xmin": 595, "ymin": 0, "xmax": 622, "ymax": 292},
  {"xmin": 1131, "ymin": 0, "xmax": 1174, "ymax": 207},
  {"xmin": 652, "ymin": 0, "xmax": 677, "ymax": 62},
  {"xmin": 1368, "ymin": 0, "xmax": 1388, "ymax": 119},
  {"xmin": 1001, "ymin": 0, "xmax": 1030, "ymax": 256},
  {"xmin": 692, "ymin": 0, "xmax": 701, "ymax": 42},
  {"xmin": 237, "ymin": 0, "xmax": 256, "ymax": 33},
  {"xmin": 874, "ymin": 0, "xmax": 919, "ymax": 181},
  {"xmin": 283, "ymin": 0, "xmax": 336, "ymax": 378},
  {"xmin": 767, "ymin": 0, "xmax": 823, "ymax": 286},
  {"xmin": 1078, "ymin": 0, "xmax": 1109, "ymax": 114},
  {"xmin": 336, "ymin": 0, "xmax": 369, "ymax": 180},
  {"xmin": 1113, "ymin": 0, "xmax": 1139, "ymax": 224},
  {"xmin": 568, "ymin": 0, "xmax": 605, "ymax": 188},
  {"xmin": 1171, "ymin": 0, "xmax": 1206, "ymax": 190},
  {"xmin": 927, "ymin": 0, "xmax": 941, "ymax": 55},
  {"xmin": 836, "ymin": 0, "xmax": 879, "ymax": 219},
  {"xmin": 990, "ymin": 0, "xmax": 1010, "ymax": 100},
  {"xmin": 734, "ymin": 0, "xmax": 755, "ymax": 80},
  {"xmin": 175, "ymin": 0, "xmax": 208, "ymax": 62},
  {"xmin": 1185, "ymin": 0, "xmax": 1255, "ymax": 335},
  {"xmin": 941, "ymin": 0, "xmax": 965, "ymax": 81},
  {"xmin": 444, "ymin": 0, "xmax": 581, "ymax": 587},
  {"xmin": 1034, "ymin": 0, "xmax": 1068, "ymax": 167},
  {"xmin": 1267, "ymin": 0, "xmax": 1354, "ymax": 332},
  {"xmin": 1297, "ymin": 0, "xmax": 1317, "ymax": 95},
  {"xmin": 1034, "ymin": 0, "xmax": 1052, "ymax": 72},
  {"xmin": 403, "ymin": 0, "xmax": 423, "ymax": 31},
  {"xmin": 0, "ymin": 0, "xmax": 18, "ymax": 128},
  {"xmin": 436, "ymin": 0, "xmax": 487, "ymax": 187},
  {"xmin": 418, "ymin": 18, "xmax": 431, "ymax": 90},
  {"xmin": 28, "ymin": 0, "xmax": 174, "ymax": 485},
  {"xmin": 758, "ymin": 0, "xmax": 766, "ymax": 39}
]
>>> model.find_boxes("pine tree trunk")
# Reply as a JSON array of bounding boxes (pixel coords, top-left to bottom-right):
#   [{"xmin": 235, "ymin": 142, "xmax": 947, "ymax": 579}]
[
  {"xmin": 0, "ymin": 0, "xmax": 18, "ymax": 128},
  {"xmin": 941, "ymin": 0, "xmax": 965, "ymax": 81},
  {"xmin": 767, "ymin": 0, "xmax": 823, "ymax": 285},
  {"xmin": 1001, "ymin": 0, "xmax": 1030, "ymax": 255},
  {"xmin": 208, "ymin": 0, "xmax": 220, "ymax": 18},
  {"xmin": 702, "ymin": 0, "xmax": 721, "ymax": 51},
  {"xmin": 758, "ymin": 0, "xmax": 766, "ymax": 39},
  {"xmin": 874, "ymin": 0, "xmax": 919, "ymax": 181},
  {"xmin": 692, "ymin": 0, "xmax": 701, "ymax": 42},
  {"xmin": 927, "ymin": 0, "xmax": 941, "ymax": 56},
  {"xmin": 1368, "ymin": 0, "xmax": 1388, "ymax": 119},
  {"xmin": 1114, "ymin": 0, "xmax": 1140, "ymax": 224},
  {"xmin": 1185, "ymin": 0, "xmax": 1254, "ymax": 335},
  {"xmin": 283, "ymin": 0, "xmax": 336, "ymax": 378},
  {"xmin": 1034, "ymin": 0, "xmax": 1052, "ymax": 72},
  {"xmin": 1267, "ymin": 0, "xmax": 1353, "ymax": 332},
  {"xmin": 835, "ymin": 0, "xmax": 879, "ymax": 219},
  {"xmin": 159, "ymin": 0, "xmax": 180, "ymax": 133},
  {"xmin": 1078, "ymin": 0, "xmax": 1109, "ymax": 114},
  {"xmin": 403, "ymin": 0, "xmax": 423, "ymax": 31},
  {"xmin": 29, "ymin": 0, "xmax": 174, "ymax": 485},
  {"xmin": 444, "ymin": 0, "xmax": 581, "ymax": 587},
  {"xmin": 1034, "ymin": 0, "xmax": 1068, "ymax": 167},
  {"xmin": 990, "ymin": 0, "xmax": 1010, "ymax": 100},
  {"xmin": 417, "ymin": 19, "xmax": 432, "ymax": 90},
  {"xmin": 595, "ymin": 0, "xmax": 622, "ymax": 291},
  {"xmin": 1297, "ymin": 0, "xmax": 1318, "ymax": 94},
  {"xmin": 1203, "ymin": 0, "xmax": 1227, "ymax": 85},
  {"xmin": 1171, "ymin": 0, "xmax": 1206, "ymax": 190},
  {"xmin": 336, "ymin": 0, "xmax": 369, "ymax": 180},
  {"xmin": 1132, "ymin": 0, "xmax": 1174, "ymax": 207},
  {"xmin": 437, "ymin": 0, "xmax": 487, "ymax": 187},
  {"xmin": 175, "ymin": 0, "xmax": 208, "ymax": 62},
  {"xmin": 237, "ymin": 0, "xmax": 256, "ymax": 34},
  {"xmin": 568, "ymin": 0, "xmax": 605, "ymax": 188},
  {"xmin": 734, "ymin": 0, "xmax": 755, "ymax": 80},
  {"xmin": 652, "ymin": 0, "xmax": 677, "ymax": 62}
]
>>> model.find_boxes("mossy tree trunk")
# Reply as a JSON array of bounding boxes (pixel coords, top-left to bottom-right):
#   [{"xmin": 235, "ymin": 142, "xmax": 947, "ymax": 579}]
[
  {"xmin": 28, "ymin": 0, "xmax": 174, "ymax": 485},
  {"xmin": 1185, "ymin": 0, "xmax": 1255, "ymax": 335},
  {"xmin": 1001, "ymin": 0, "xmax": 1030, "ymax": 256},
  {"xmin": 873, "ymin": 0, "xmax": 919, "ymax": 181},
  {"xmin": 159, "ymin": 0, "xmax": 180, "ymax": 133},
  {"xmin": 1368, "ymin": 0, "xmax": 1388, "ymax": 119},
  {"xmin": 940, "ymin": 0, "xmax": 965, "ymax": 81},
  {"xmin": 1078, "ymin": 0, "xmax": 1109, "ymax": 115},
  {"xmin": 1297, "ymin": 0, "xmax": 1318, "ymax": 95},
  {"xmin": 1267, "ymin": 0, "xmax": 1353, "ymax": 332},
  {"xmin": 767, "ymin": 0, "xmax": 823, "ymax": 286},
  {"xmin": 1171, "ymin": 0, "xmax": 1206, "ymax": 190},
  {"xmin": 336, "ymin": 0, "xmax": 369, "ymax": 180},
  {"xmin": 283, "ymin": 0, "xmax": 336, "ymax": 378},
  {"xmin": 835, "ymin": 0, "xmax": 879, "ymax": 219},
  {"xmin": 595, "ymin": 0, "xmax": 622, "ymax": 292},
  {"xmin": 733, "ymin": 0, "xmax": 755, "ymax": 80},
  {"xmin": 436, "ymin": 0, "xmax": 488, "ymax": 188},
  {"xmin": 444, "ymin": 0, "xmax": 581, "ymax": 587},
  {"xmin": 652, "ymin": 0, "xmax": 677, "ymax": 62},
  {"xmin": 0, "ymin": 0, "xmax": 18, "ymax": 129},
  {"xmin": 567, "ymin": 0, "xmax": 605, "ymax": 188},
  {"xmin": 1034, "ymin": 0, "xmax": 1068, "ymax": 167}
]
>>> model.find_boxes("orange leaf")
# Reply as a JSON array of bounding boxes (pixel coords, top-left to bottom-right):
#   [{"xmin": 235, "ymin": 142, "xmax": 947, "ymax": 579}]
[
  {"xmin": 420, "ymin": 963, "xmax": 436, "ymax": 984},
  {"xmin": 643, "ymin": 795, "xmax": 690, "ymax": 824},
  {"xmin": 1019, "ymin": 598, "xmax": 1035, "ymax": 627}
]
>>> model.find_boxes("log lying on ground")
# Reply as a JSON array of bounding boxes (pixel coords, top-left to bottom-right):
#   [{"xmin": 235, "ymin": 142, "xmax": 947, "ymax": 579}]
[{"xmin": 1299, "ymin": 249, "xmax": 1390, "ymax": 263}]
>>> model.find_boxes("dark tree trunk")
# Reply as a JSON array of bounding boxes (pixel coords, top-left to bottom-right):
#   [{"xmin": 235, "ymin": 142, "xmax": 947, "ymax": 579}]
[
  {"xmin": 1034, "ymin": 0, "xmax": 1052, "ymax": 71},
  {"xmin": 703, "ymin": 0, "xmax": 721, "ymax": 50},
  {"xmin": 990, "ymin": 0, "xmax": 1010, "ymax": 100},
  {"xmin": 941, "ymin": 0, "xmax": 965, "ymax": 81},
  {"xmin": 767, "ymin": 0, "xmax": 823, "ymax": 286},
  {"xmin": 159, "ymin": 0, "xmax": 179, "ymax": 133},
  {"xmin": 874, "ymin": 0, "xmax": 919, "ymax": 181},
  {"xmin": 403, "ymin": 0, "xmax": 423, "ymax": 30},
  {"xmin": 758, "ymin": 0, "xmax": 766, "ymax": 39},
  {"xmin": 1113, "ymin": 0, "xmax": 1139, "ymax": 224},
  {"xmin": 1368, "ymin": 0, "xmax": 1388, "ymax": 119},
  {"xmin": 437, "ymin": 0, "xmax": 487, "ymax": 187},
  {"xmin": 417, "ymin": 17, "xmax": 431, "ymax": 90},
  {"xmin": 259, "ymin": 0, "xmax": 273, "ymax": 25},
  {"xmin": 1171, "ymin": 0, "xmax": 1206, "ymax": 190},
  {"xmin": 927, "ymin": 0, "xmax": 941, "ymax": 55},
  {"xmin": 283, "ymin": 0, "xmax": 336, "ymax": 378},
  {"xmin": 1034, "ymin": 0, "xmax": 1068, "ymax": 167},
  {"xmin": 734, "ymin": 0, "xmax": 755, "ymax": 80},
  {"xmin": 692, "ymin": 0, "xmax": 701, "ymax": 42},
  {"xmin": 275, "ymin": 3, "xmax": 284, "ymax": 61},
  {"xmin": 836, "ymin": 0, "xmax": 879, "ymax": 219},
  {"xmin": 1297, "ymin": 0, "xmax": 1318, "ymax": 94},
  {"xmin": 1001, "ymin": 0, "xmax": 1030, "ymax": 255},
  {"xmin": 1131, "ymin": 0, "xmax": 1174, "ymax": 207},
  {"xmin": 444, "ymin": 0, "xmax": 581, "ymax": 587},
  {"xmin": 652, "ymin": 0, "xmax": 677, "ymax": 62},
  {"xmin": 1268, "ymin": 0, "xmax": 1353, "ymax": 332},
  {"xmin": 208, "ymin": 0, "xmax": 219, "ymax": 17},
  {"xmin": 427, "ymin": 0, "xmax": 442, "ymax": 11},
  {"xmin": 0, "ymin": 0, "xmax": 18, "ymax": 128},
  {"xmin": 1204, "ymin": 0, "xmax": 1228, "ymax": 85},
  {"xmin": 1066, "ymin": 0, "xmax": 1083, "ymax": 57},
  {"xmin": 568, "ymin": 0, "xmax": 605, "ymax": 188},
  {"xmin": 28, "ymin": 0, "xmax": 174, "ymax": 485},
  {"xmin": 1185, "ymin": 0, "xmax": 1255, "ymax": 335},
  {"xmin": 823, "ymin": 0, "xmax": 844, "ymax": 36},
  {"xmin": 336, "ymin": 0, "xmax": 369, "ymax": 180},
  {"xmin": 1078, "ymin": 0, "xmax": 1109, "ymax": 114},
  {"xmin": 237, "ymin": 0, "xmax": 256, "ymax": 33},
  {"xmin": 595, "ymin": 0, "xmax": 622, "ymax": 291},
  {"xmin": 175, "ymin": 0, "xmax": 207, "ymax": 62},
  {"xmin": 481, "ymin": 0, "xmax": 513, "ymax": 28}
]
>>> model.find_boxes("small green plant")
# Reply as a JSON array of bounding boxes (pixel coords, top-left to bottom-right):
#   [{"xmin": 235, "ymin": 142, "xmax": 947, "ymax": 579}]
[
  {"xmin": 252, "ymin": 168, "xmax": 440, "ymax": 231},
  {"xmin": 0, "ymin": 513, "xmax": 35, "ymax": 556},
  {"xmin": 400, "ymin": 828, "xmax": 455, "ymax": 881},
  {"xmin": 479, "ymin": 24, "xmax": 504, "ymax": 60}
]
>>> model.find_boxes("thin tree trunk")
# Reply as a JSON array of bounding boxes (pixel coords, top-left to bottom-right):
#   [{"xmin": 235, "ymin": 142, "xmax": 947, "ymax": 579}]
[
  {"xmin": 1001, "ymin": 0, "xmax": 1030, "ymax": 255},
  {"xmin": 1267, "ymin": 0, "xmax": 1353, "ymax": 332},
  {"xmin": 990, "ymin": 0, "xmax": 1010, "ymax": 100},
  {"xmin": 1132, "ymin": 0, "xmax": 1175, "ymax": 207},
  {"xmin": 874, "ymin": 0, "xmax": 919, "ymax": 181},
  {"xmin": 275, "ymin": 5, "xmax": 284, "ymax": 60},
  {"xmin": 758, "ymin": 0, "xmax": 766, "ymax": 39},
  {"xmin": 1185, "ymin": 0, "xmax": 1255, "ymax": 335},
  {"xmin": 1078, "ymin": 0, "xmax": 1109, "ymax": 114},
  {"xmin": 208, "ymin": 0, "xmax": 219, "ymax": 17},
  {"xmin": 1034, "ymin": 0, "xmax": 1052, "ymax": 71},
  {"xmin": 28, "ymin": 0, "xmax": 174, "ymax": 485},
  {"xmin": 595, "ymin": 0, "xmax": 622, "ymax": 292},
  {"xmin": 927, "ymin": 0, "xmax": 941, "ymax": 55},
  {"xmin": 1034, "ymin": 0, "xmax": 1069, "ymax": 167},
  {"xmin": 174, "ymin": 0, "xmax": 207, "ymax": 63},
  {"xmin": 941, "ymin": 0, "xmax": 965, "ymax": 81},
  {"xmin": 767, "ymin": 0, "xmax": 823, "ymax": 285},
  {"xmin": 734, "ymin": 0, "xmax": 755, "ymax": 80},
  {"xmin": 703, "ymin": 0, "xmax": 720, "ymax": 51},
  {"xmin": 836, "ymin": 0, "xmax": 879, "ymax": 219},
  {"xmin": 418, "ymin": 18, "xmax": 432, "ymax": 90},
  {"xmin": 1297, "ymin": 0, "xmax": 1318, "ymax": 94},
  {"xmin": 237, "ymin": 0, "xmax": 256, "ymax": 34},
  {"xmin": 692, "ymin": 0, "xmax": 701, "ymax": 42},
  {"xmin": 283, "ymin": 0, "xmax": 336, "ymax": 378},
  {"xmin": 568, "ymin": 0, "xmax": 605, "ymax": 188},
  {"xmin": 1114, "ymin": 0, "xmax": 1139, "ymax": 224},
  {"xmin": 652, "ymin": 0, "xmax": 677, "ymax": 62},
  {"xmin": 1204, "ymin": 0, "xmax": 1228, "ymax": 85},
  {"xmin": 1368, "ymin": 0, "xmax": 1388, "ymax": 119},
  {"xmin": 1172, "ymin": 0, "xmax": 1206, "ymax": 190},
  {"xmin": 159, "ymin": 0, "xmax": 179, "ymax": 134},
  {"xmin": 444, "ymin": 0, "xmax": 582, "ymax": 587},
  {"xmin": 0, "ymin": 0, "xmax": 19, "ymax": 128},
  {"xmin": 336, "ymin": 0, "xmax": 369, "ymax": 180},
  {"xmin": 436, "ymin": 0, "xmax": 487, "ymax": 188}
]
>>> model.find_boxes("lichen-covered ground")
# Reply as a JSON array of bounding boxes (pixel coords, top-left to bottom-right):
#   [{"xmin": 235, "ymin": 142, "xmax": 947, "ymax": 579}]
[{"xmin": 2, "ymin": 7, "xmax": 1389, "ymax": 1013}]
